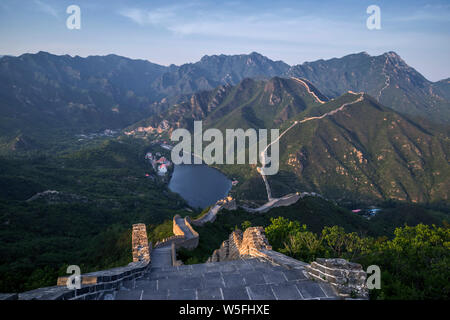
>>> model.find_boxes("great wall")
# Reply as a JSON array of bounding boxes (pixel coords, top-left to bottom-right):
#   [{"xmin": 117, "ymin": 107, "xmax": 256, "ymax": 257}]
[
  {"xmin": 0, "ymin": 91, "xmax": 372, "ymax": 300},
  {"xmin": 0, "ymin": 194, "xmax": 368, "ymax": 300}
]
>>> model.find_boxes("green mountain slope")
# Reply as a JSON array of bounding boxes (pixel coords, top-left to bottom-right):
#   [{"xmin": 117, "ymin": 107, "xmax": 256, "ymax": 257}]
[
  {"xmin": 0, "ymin": 52, "xmax": 168, "ymax": 148},
  {"xmin": 126, "ymin": 77, "xmax": 326, "ymax": 136},
  {"xmin": 127, "ymin": 76, "xmax": 449, "ymax": 205},
  {"xmin": 265, "ymin": 93, "xmax": 450, "ymax": 204},
  {"xmin": 1, "ymin": 51, "xmax": 448, "ymax": 153},
  {"xmin": 0, "ymin": 138, "xmax": 191, "ymax": 292},
  {"xmin": 287, "ymin": 52, "xmax": 450, "ymax": 123}
]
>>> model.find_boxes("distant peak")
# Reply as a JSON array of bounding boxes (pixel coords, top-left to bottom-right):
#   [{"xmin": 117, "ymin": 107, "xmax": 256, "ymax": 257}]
[
  {"xmin": 200, "ymin": 52, "xmax": 267, "ymax": 62},
  {"xmin": 384, "ymin": 51, "xmax": 399, "ymax": 56},
  {"xmin": 382, "ymin": 51, "xmax": 408, "ymax": 67},
  {"xmin": 383, "ymin": 51, "xmax": 402, "ymax": 60}
]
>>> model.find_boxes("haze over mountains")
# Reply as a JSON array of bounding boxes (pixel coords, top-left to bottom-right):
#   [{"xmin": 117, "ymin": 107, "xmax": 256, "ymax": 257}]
[
  {"xmin": 0, "ymin": 50, "xmax": 449, "ymax": 204},
  {"xmin": 1, "ymin": 50, "xmax": 449, "ymax": 149}
]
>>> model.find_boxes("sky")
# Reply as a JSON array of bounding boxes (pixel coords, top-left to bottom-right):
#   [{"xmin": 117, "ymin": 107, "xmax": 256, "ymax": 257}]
[{"xmin": 0, "ymin": 0, "xmax": 449, "ymax": 81}]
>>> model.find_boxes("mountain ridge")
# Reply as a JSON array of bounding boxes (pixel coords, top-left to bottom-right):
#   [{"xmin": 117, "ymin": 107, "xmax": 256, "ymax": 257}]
[
  {"xmin": 124, "ymin": 75, "xmax": 449, "ymax": 204},
  {"xmin": 0, "ymin": 50, "xmax": 449, "ymax": 152}
]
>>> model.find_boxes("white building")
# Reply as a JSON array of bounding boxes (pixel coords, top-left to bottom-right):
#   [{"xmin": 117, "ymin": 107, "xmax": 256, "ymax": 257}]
[{"xmin": 158, "ymin": 164, "xmax": 168, "ymax": 175}]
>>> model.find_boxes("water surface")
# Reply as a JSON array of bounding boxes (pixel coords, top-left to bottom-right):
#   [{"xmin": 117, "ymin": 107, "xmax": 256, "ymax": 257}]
[{"xmin": 168, "ymin": 164, "xmax": 232, "ymax": 209}]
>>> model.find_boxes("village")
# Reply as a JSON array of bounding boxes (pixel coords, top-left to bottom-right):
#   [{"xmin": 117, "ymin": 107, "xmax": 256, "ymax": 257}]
[
  {"xmin": 144, "ymin": 150, "xmax": 172, "ymax": 176},
  {"xmin": 351, "ymin": 207, "xmax": 382, "ymax": 220}
]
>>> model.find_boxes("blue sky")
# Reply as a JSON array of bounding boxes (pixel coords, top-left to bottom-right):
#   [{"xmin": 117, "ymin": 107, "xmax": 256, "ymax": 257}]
[{"xmin": 0, "ymin": 0, "xmax": 449, "ymax": 81}]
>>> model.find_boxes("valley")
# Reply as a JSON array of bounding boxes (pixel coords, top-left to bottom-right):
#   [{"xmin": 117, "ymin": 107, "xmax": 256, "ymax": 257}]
[{"xmin": 0, "ymin": 50, "xmax": 448, "ymax": 299}]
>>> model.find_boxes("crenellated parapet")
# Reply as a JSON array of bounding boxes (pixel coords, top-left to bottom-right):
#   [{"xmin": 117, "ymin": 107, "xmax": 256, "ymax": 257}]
[
  {"xmin": 207, "ymin": 227, "xmax": 272, "ymax": 262},
  {"xmin": 207, "ymin": 226, "xmax": 368, "ymax": 300},
  {"xmin": 11, "ymin": 224, "xmax": 152, "ymax": 300},
  {"xmin": 304, "ymin": 258, "xmax": 368, "ymax": 299}
]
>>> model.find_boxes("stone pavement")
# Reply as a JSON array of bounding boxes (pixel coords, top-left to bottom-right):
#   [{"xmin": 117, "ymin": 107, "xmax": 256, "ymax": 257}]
[
  {"xmin": 150, "ymin": 246, "xmax": 173, "ymax": 267},
  {"xmin": 111, "ymin": 258, "xmax": 339, "ymax": 300}
]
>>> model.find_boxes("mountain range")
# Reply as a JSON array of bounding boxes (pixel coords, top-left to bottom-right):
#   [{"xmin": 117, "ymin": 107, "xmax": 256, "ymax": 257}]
[
  {"xmin": 129, "ymin": 75, "xmax": 449, "ymax": 204},
  {"xmin": 1, "ymin": 50, "xmax": 449, "ymax": 148},
  {"xmin": 0, "ymin": 50, "xmax": 448, "ymax": 204},
  {"xmin": 126, "ymin": 77, "xmax": 327, "ymax": 135}
]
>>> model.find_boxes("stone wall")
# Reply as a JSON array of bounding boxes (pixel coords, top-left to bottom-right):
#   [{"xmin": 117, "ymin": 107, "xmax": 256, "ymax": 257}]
[
  {"xmin": 132, "ymin": 223, "xmax": 151, "ymax": 262},
  {"xmin": 154, "ymin": 215, "xmax": 199, "ymax": 250},
  {"xmin": 191, "ymin": 196, "xmax": 237, "ymax": 226},
  {"xmin": 220, "ymin": 196, "xmax": 237, "ymax": 211},
  {"xmin": 154, "ymin": 235, "xmax": 185, "ymax": 249},
  {"xmin": 238, "ymin": 227, "xmax": 272, "ymax": 255},
  {"xmin": 172, "ymin": 215, "xmax": 186, "ymax": 236},
  {"xmin": 207, "ymin": 226, "xmax": 368, "ymax": 300},
  {"xmin": 207, "ymin": 227, "xmax": 272, "ymax": 262},
  {"xmin": 13, "ymin": 224, "xmax": 152, "ymax": 300},
  {"xmin": 305, "ymin": 258, "xmax": 368, "ymax": 299},
  {"xmin": 18, "ymin": 260, "xmax": 150, "ymax": 300},
  {"xmin": 171, "ymin": 243, "xmax": 183, "ymax": 267}
]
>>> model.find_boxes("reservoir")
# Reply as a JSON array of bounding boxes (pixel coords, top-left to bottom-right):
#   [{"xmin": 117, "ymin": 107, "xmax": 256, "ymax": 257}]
[{"xmin": 168, "ymin": 164, "xmax": 232, "ymax": 209}]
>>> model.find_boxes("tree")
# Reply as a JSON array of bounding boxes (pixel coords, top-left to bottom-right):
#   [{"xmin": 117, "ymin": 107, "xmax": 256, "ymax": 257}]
[
  {"xmin": 265, "ymin": 217, "xmax": 304, "ymax": 250},
  {"xmin": 241, "ymin": 220, "xmax": 252, "ymax": 230}
]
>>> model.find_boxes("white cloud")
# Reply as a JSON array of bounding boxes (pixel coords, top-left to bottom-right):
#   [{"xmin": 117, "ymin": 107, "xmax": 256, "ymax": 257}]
[
  {"xmin": 119, "ymin": 8, "xmax": 146, "ymax": 26},
  {"xmin": 119, "ymin": 5, "xmax": 361, "ymax": 46},
  {"xmin": 33, "ymin": 0, "xmax": 58, "ymax": 18},
  {"xmin": 118, "ymin": 5, "xmax": 185, "ymax": 26}
]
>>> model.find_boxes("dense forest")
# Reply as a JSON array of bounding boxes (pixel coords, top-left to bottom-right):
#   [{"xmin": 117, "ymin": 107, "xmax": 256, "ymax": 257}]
[
  {"xmin": 177, "ymin": 197, "xmax": 449, "ymax": 299},
  {"xmin": 0, "ymin": 137, "xmax": 193, "ymax": 292},
  {"xmin": 0, "ymin": 135, "xmax": 448, "ymax": 299}
]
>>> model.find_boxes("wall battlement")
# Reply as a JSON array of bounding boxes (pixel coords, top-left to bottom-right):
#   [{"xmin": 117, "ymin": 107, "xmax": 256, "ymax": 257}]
[
  {"xmin": 207, "ymin": 226, "xmax": 369, "ymax": 299},
  {"xmin": 6, "ymin": 224, "xmax": 152, "ymax": 300},
  {"xmin": 207, "ymin": 227, "xmax": 272, "ymax": 262},
  {"xmin": 305, "ymin": 258, "xmax": 368, "ymax": 299},
  {"xmin": 2, "ymin": 221, "xmax": 368, "ymax": 300}
]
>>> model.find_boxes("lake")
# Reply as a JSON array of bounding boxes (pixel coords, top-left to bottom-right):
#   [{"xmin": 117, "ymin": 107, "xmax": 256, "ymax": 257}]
[{"xmin": 168, "ymin": 164, "xmax": 232, "ymax": 209}]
